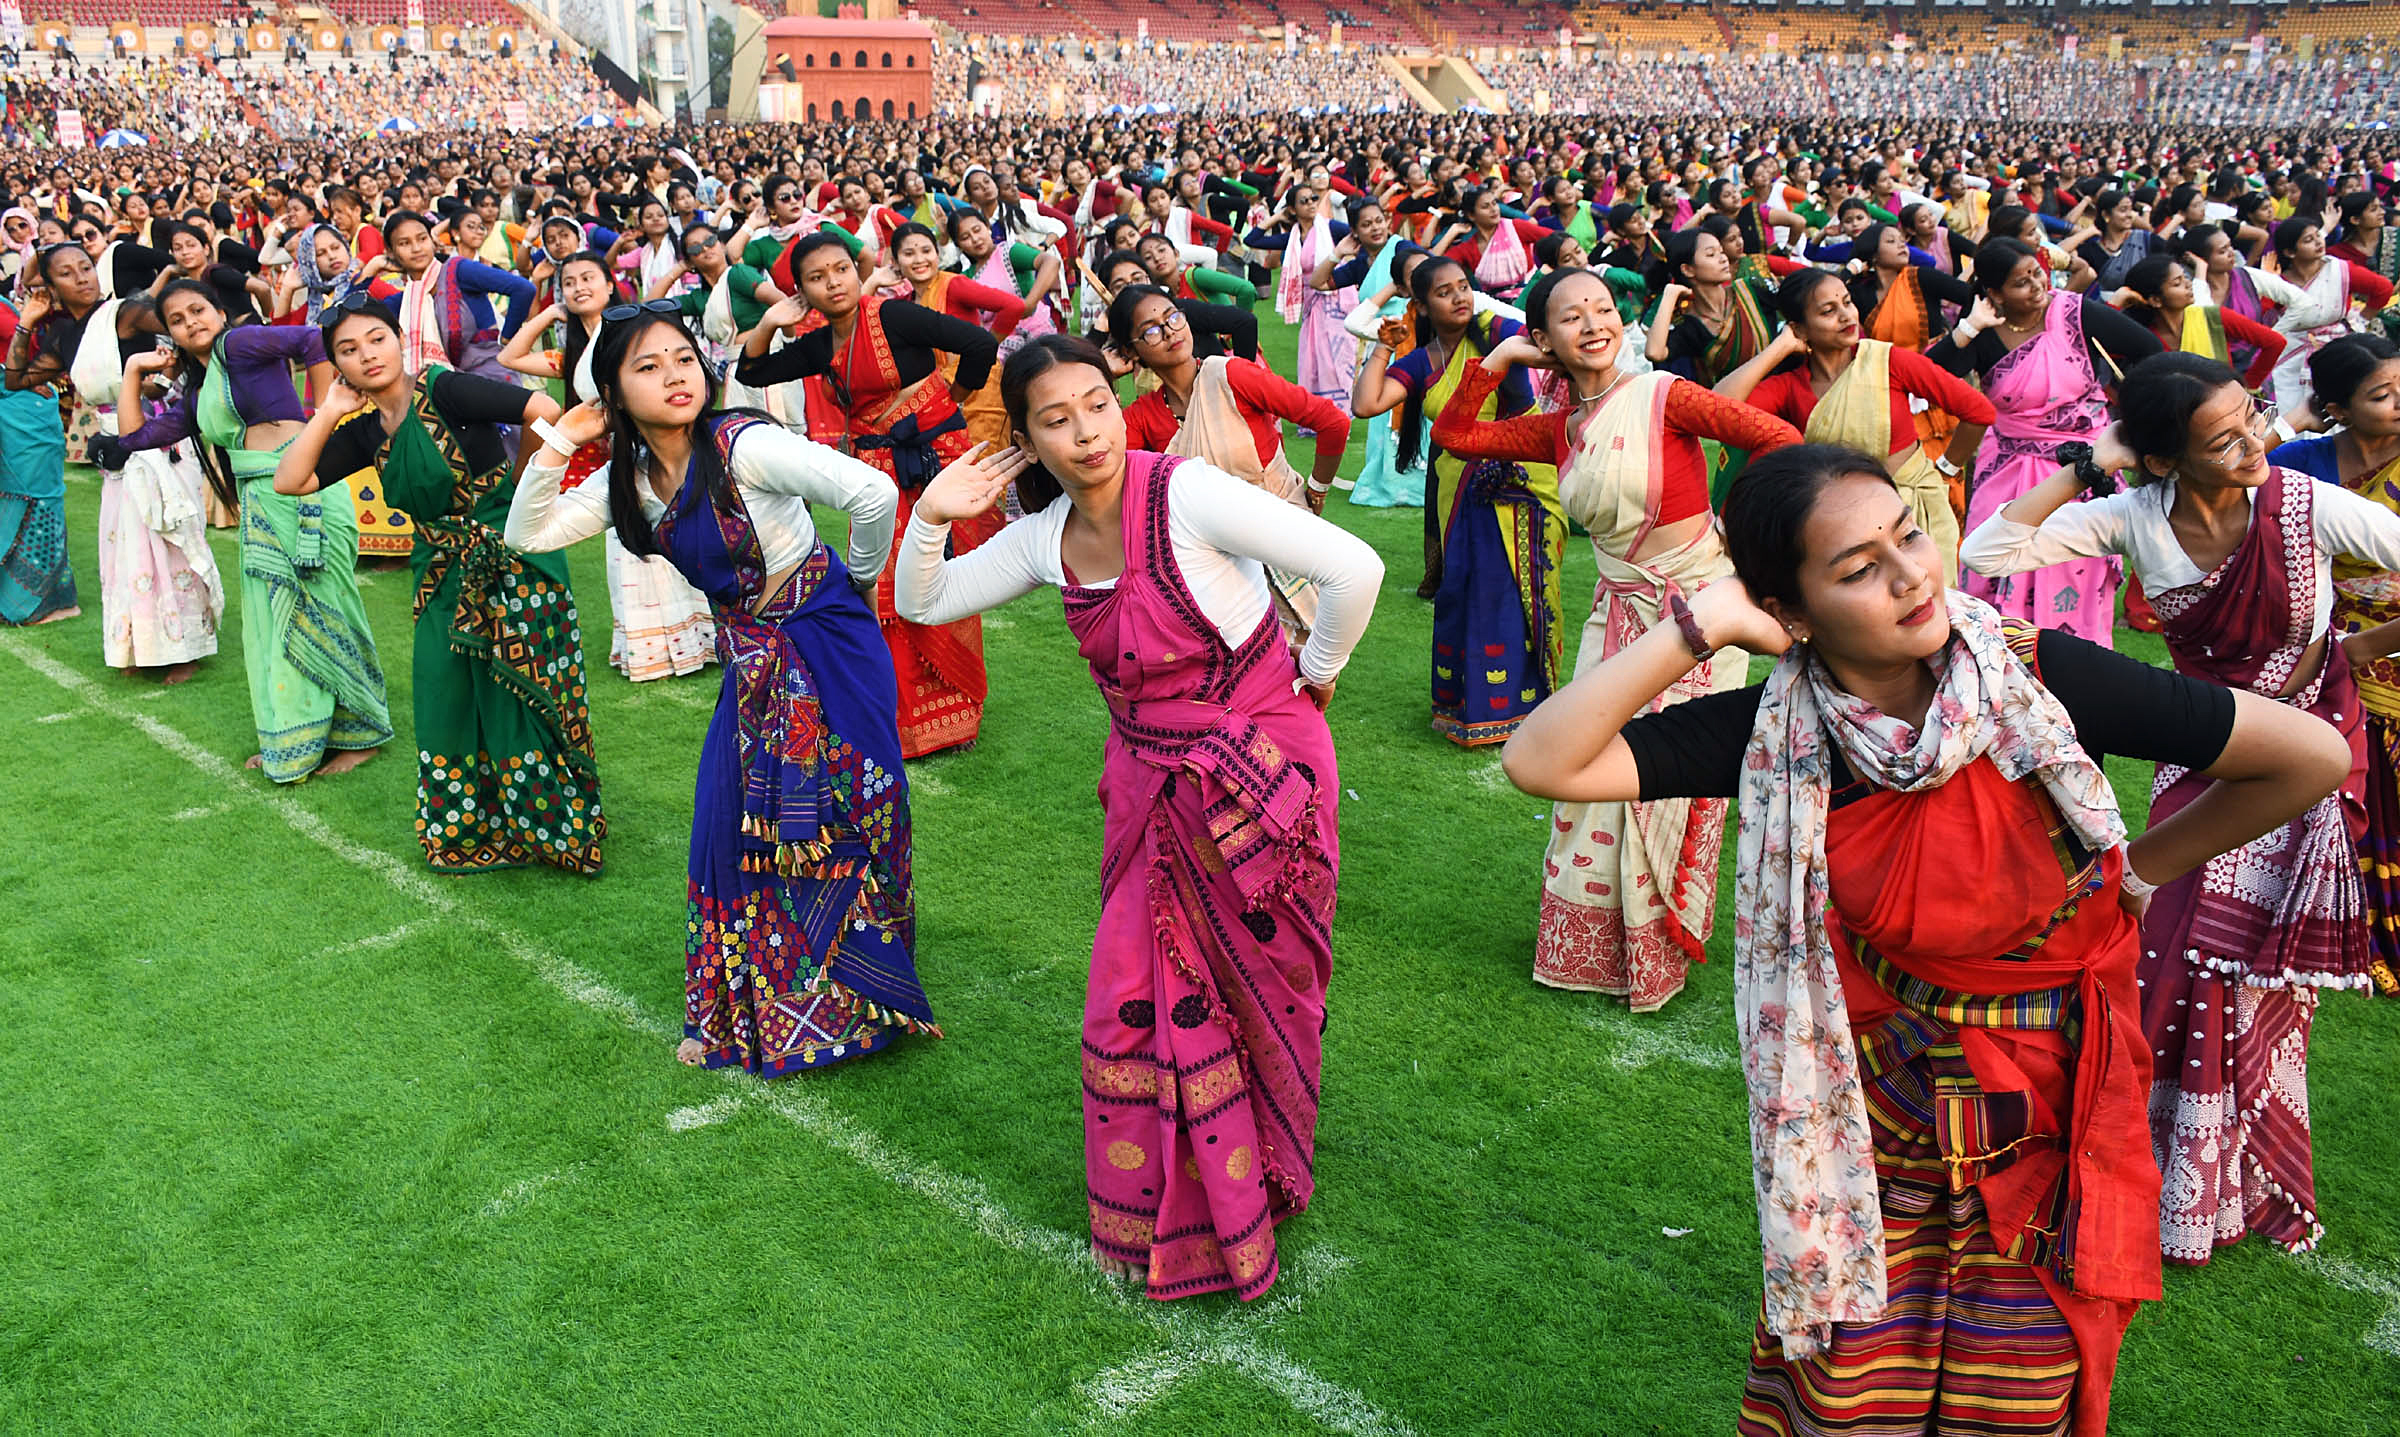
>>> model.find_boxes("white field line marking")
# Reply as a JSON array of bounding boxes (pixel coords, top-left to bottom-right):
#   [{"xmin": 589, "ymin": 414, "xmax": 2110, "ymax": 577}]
[
  {"xmin": 32, "ymin": 711, "xmax": 79, "ymax": 724},
  {"xmin": 2294, "ymin": 1252, "xmax": 2400, "ymax": 1358},
  {"xmin": 4, "ymin": 628, "xmax": 1410, "ymax": 1434},
  {"xmin": 478, "ymin": 1160, "xmax": 593, "ymax": 1219},
  {"xmin": 908, "ymin": 770, "xmax": 953, "ymax": 798},
  {"xmin": 170, "ymin": 803, "xmax": 227, "ymax": 821},
  {"xmin": 315, "ymin": 920, "xmax": 434, "ymax": 958},
  {"xmin": 665, "ymin": 1093, "xmax": 749, "ymax": 1133},
  {"xmin": 0, "ymin": 633, "xmax": 675, "ymax": 1047},
  {"xmin": 1576, "ymin": 1006, "xmax": 1736, "ymax": 1070},
  {"xmin": 979, "ymin": 612, "xmax": 1016, "ymax": 632},
  {"xmin": 1472, "ymin": 760, "xmax": 1514, "ymax": 794},
  {"xmin": 1081, "ymin": 1248, "xmax": 1409, "ymax": 1436}
]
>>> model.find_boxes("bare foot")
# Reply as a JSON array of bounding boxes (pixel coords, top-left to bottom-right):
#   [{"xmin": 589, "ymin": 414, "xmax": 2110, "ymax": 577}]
[
  {"xmin": 245, "ymin": 754, "xmax": 266, "ymax": 771},
  {"xmin": 30, "ymin": 605, "xmax": 81, "ymax": 626},
  {"xmin": 121, "ymin": 666, "xmax": 137, "ymax": 679},
  {"xmin": 1093, "ymin": 1252, "xmax": 1146, "ymax": 1285},
  {"xmin": 159, "ymin": 662, "xmax": 199, "ymax": 686},
  {"xmin": 675, "ymin": 1038, "xmax": 707, "ymax": 1066},
  {"xmin": 314, "ymin": 748, "xmax": 377, "ymax": 778}
]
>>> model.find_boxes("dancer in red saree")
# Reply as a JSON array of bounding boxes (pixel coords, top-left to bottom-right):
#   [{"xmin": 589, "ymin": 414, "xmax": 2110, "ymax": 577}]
[
  {"xmin": 1508, "ymin": 442, "xmax": 2345, "ymax": 1434},
  {"xmin": 738, "ymin": 233, "xmax": 1002, "ymax": 757},
  {"xmin": 897, "ymin": 335, "xmax": 1385, "ymax": 1300}
]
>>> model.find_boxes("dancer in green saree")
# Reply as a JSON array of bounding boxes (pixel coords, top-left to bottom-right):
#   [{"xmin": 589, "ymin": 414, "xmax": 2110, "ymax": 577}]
[
  {"xmin": 120, "ymin": 279, "xmax": 390, "ymax": 781},
  {"xmin": 276, "ymin": 296, "xmax": 604, "ymax": 875}
]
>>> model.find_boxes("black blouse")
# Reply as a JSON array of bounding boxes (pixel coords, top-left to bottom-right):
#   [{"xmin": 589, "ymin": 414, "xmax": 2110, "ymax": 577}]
[
  {"xmin": 734, "ymin": 297, "xmax": 998, "ymax": 393},
  {"xmin": 314, "ymin": 369, "xmax": 535, "ymax": 486},
  {"xmin": 1926, "ymin": 295, "xmax": 2164, "ymax": 381},
  {"xmin": 1183, "ymin": 297, "xmax": 1259, "ymax": 362},
  {"xmin": 1620, "ymin": 628, "xmax": 2235, "ymax": 805}
]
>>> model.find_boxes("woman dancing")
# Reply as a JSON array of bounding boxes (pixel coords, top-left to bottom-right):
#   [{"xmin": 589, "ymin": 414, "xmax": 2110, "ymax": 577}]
[
  {"xmin": 119, "ymin": 280, "xmax": 390, "ymax": 780},
  {"xmin": 2115, "ymin": 253, "xmax": 2285, "ymax": 390},
  {"xmin": 2273, "ymin": 332, "xmax": 2400, "ymax": 993},
  {"xmin": 1717, "ymin": 269, "xmax": 1993, "ymax": 581},
  {"xmin": 1507, "ymin": 441, "xmax": 2347, "ymax": 1435},
  {"xmin": 896, "ymin": 333, "xmax": 1383, "ymax": 1300},
  {"xmin": 502, "ymin": 251, "xmax": 718, "ymax": 682},
  {"xmin": 2261, "ymin": 215, "xmax": 2395, "ymax": 413},
  {"xmin": 738, "ymin": 234, "xmax": 1001, "ymax": 758},
  {"xmin": 1432, "ymin": 268, "xmax": 1797, "ymax": 1010},
  {"xmin": 276, "ymin": 296, "xmax": 602, "ymax": 875},
  {"xmin": 1930, "ymin": 238, "xmax": 2162, "ymax": 644},
  {"xmin": 1355, "ymin": 255, "xmax": 1559, "ymax": 742},
  {"xmin": 1110, "ymin": 282, "xmax": 1349, "ymax": 636},
  {"xmin": 884, "ymin": 221, "xmax": 1024, "ymax": 453},
  {"xmin": 507, "ymin": 306, "xmax": 932, "ymax": 1074},
  {"xmin": 1963, "ymin": 352, "xmax": 2400, "ymax": 1263},
  {"xmin": 65, "ymin": 285, "xmax": 222, "ymax": 678},
  {"xmin": 0, "ymin": 252, "xmax": 84, "ymax": 627}
]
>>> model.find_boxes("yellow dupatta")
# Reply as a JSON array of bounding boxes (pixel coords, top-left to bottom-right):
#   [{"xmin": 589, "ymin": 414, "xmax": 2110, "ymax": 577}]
[{"xmin": 1805, "ymin": 340, "xmax": 1959, "ymax": 582}]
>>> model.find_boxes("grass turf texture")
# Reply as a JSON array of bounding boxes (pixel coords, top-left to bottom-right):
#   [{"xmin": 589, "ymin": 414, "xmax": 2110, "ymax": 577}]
[{"xmin": 4, "ymin": 316, "xmax": 2398, "ymax": 1437}]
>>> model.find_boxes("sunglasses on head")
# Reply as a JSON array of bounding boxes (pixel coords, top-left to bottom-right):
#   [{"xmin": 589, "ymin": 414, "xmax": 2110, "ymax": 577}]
[
  {"xmin": 602, "ymin": 297, "xmax": 683, "ymax": 323},
  {"xmin": 324, "ymin": 290, "xmax": 393, "ymax": 322}
]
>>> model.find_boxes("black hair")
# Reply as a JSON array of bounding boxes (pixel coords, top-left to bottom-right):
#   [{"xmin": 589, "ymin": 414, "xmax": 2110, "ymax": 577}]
[
  {"xmin": 998, "ymin": 332, "xmax": 1115, "ymax": 513},
  {"xmin": 379, "ymin": 208, "xmax": 432, "ymax": 250},
  {"xmin": 1774, "ymin": 266, "xmax": 1846, "ymax": 332},
  {"xmin": 1985, "ymin": 203, "xmax": 2038, "ymax": 249},
  {"xmin": 2118, "ymin": 350, "xmax": 2243, "ymax": 483},
  {"xmin": 1605, "ymin": 201, "xmax": 1639, "ymax": 233},
  {"xmin": 1972, "ymin": 237, "xmax": 2040, "ymax": 298},
  {"xmin": 2120, "ymin": 253, "xmax": 2186, "ymax": 315},
  {"xmin": 1103, "ymin": 282, "xmax": 1178, "ymax": 360},
  {"xmin": 318, "ymin": 296, "xmax": 402, "ymax": 362},
  {"xmin": 783, "ymin": 231, "xmax": 855, "ymax": 290},
  {"xmin": 552, "ymin": 251, "xmax": 620, "ymax": 399},
  {"xmin": 1530, "ymin": 229, "xmax": 1577, "ymax": 270},
  {"xmin": 1094, "ymin": 249, "xmax": 1148, "ymax": 294},
  {"xmin": 2309, "ymin": 332, "xmax": 2400, "ymax": 415},
  {"xmin": 2176, "ymin": 221, "xmax": 2229, "ymax": 264},
  {"xmin": 887, "ymin": 220, "xmax": 939, "ymax": 257},
  {"xmin": 1396, "ymin": 256, "xmax": 1489, "ymax": 474},
  {"xmin": 1518, "ymin": 266, "xmax": 1613, "ymax": 337},
  {"xmin": 587, "ymin": 311, "xmax": 728, "ymax": 558},
  {"xmin": 2271, "ymin": 214, "xmax": 2320, "ymax": 265},
  {"xmin": 944, "ymin": 205, "xmax": 990, "ymax": 244},
  {"xmin": 1720, "ymin": 443, "xmax": 1898, "ymax": 613},
  {"xmin": 155, "ymin": 277, "xmax": 241, "ymax": 514}
]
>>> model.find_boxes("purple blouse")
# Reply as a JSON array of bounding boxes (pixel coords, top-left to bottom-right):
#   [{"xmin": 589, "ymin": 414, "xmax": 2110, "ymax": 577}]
[{"xmin": 122, "ymin": 326, "xmax": 327, "ymax": 452}]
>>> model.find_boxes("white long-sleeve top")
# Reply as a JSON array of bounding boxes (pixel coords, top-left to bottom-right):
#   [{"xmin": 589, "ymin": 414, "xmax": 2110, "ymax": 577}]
[
  {"xmin": 504, "ymin": 426, "xmax": 899, "ymax": 584},
  {"xmin": 1959, "ymin": 474, "xmax": 2400, "ymax": 645},
  {"xmin": 895, "ymin": 460, "xmax": 1386, "ymax": 685}
]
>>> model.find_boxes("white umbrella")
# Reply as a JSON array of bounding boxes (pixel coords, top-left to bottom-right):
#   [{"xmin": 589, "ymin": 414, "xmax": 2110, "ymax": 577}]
[
  {"xmin": 574, "ymin": 112, "xmax": 616, "ymax": 128},
  {"xmin": 376, "ymin": 115, "xmax": 421, "ymax": 132},
  {"xmin": 97, "ymin": 128, "xmax": 147, "ymax": 147}
]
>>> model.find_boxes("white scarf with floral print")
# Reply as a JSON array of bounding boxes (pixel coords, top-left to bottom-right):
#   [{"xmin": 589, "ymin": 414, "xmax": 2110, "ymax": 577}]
[{"xmin": 1732, "ymin": 591, "xmax": 2126, "ymax": 1354}]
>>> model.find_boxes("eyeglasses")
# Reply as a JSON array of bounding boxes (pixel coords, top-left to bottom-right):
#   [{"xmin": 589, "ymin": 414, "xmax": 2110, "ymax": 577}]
[
  {"xmin": 2203, "ymin": 402, "xmax": 2281, "ymax": 468},
  {"xmin": 603, "ymin": 298, "xmax": 684, "ymax": 324},
  {"xmin": 1133, "ymin": 309, "xmax": 1190, "ymax": 347}
]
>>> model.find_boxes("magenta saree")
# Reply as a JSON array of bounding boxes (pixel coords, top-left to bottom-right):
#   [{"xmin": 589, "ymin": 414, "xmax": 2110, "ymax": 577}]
[
  {"xmin": 1066, "ymin": 451, "xmax": 1337, "ymax": 1301},
  {"xmin": 2140, "ymin": 467, "xmax": 2371, "ymax": 1263},
  {"xmin": 1958, "ymin": 296, "xmax": 2121, "ymax": 645}
]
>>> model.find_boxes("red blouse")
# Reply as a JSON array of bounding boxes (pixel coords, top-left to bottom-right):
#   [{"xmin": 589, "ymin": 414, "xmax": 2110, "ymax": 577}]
[
  {"xmin": 933, "ymin": 274, "xmax": 1027, "ymax": 340},
  {"xmin": 1743, "ymin": 345, "xmax": 1999, "ymax": 456},
  {"xmin": 1431, "ymin": 363, "xmax": 1799, "ymax": 526},
  {"xmin": 1443, "ymin": 218, "xmax": 1551, "ymax": 276},
  {"xmin": 1122, "ymin": 356, "xmax": 1353, "ymax": 466}
]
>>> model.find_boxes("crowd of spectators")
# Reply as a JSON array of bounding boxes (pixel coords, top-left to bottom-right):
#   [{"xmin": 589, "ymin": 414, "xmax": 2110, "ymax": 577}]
[{"xmin": 953, "ymin": 38, "xmax": 1411, "ymax": 114}]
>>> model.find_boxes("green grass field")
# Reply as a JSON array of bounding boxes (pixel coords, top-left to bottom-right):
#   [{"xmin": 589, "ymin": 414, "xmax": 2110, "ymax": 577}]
[{"xmin": 4, "ymin": 319, "xmax": 2398, "ymax": 1436}]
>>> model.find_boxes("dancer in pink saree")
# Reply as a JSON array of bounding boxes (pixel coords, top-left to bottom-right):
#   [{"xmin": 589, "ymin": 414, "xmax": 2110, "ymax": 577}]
[
  {"xmin": 1254, "ymin": 186, "xmax": 1359, "ymax": 407},
  {"xmin": 1934, "ymin": 238, "xmax": 2162, "ymax": 644},
  {"xmin": 896, "ymin": 335, "xmax": 1384, "ymax": 1300}
]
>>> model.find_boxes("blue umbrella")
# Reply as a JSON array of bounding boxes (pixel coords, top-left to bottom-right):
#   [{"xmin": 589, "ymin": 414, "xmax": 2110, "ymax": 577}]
[
  {"xmin": 574, "ymin": 112, "xmax": 616, "ymax": 128},
  {"xmin": 376, "ymin": 115, "xmax": 420, "ymax": 132},
  {"xmin": 97, "ymin": 128, "xmax": 147, "ymax": 147}
]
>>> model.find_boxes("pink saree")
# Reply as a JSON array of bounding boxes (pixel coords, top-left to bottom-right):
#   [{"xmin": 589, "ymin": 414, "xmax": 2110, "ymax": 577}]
[
  {"xmin": 1066, "ymin": 451, "xmax": 1338, "ymax": 1301},
  {"xmin": 2140, "ymin": 468, "xmax": 2371, "ymax": 1263},
  {"xmin": 1958, "ymin": 296, "xmax": 2121, "ymax": 646}
]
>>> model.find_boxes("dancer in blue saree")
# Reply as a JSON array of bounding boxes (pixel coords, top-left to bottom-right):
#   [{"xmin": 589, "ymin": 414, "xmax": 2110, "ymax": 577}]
[
  {"xmin": 506, "ymin": 304, "xmax": 936, "ymax": 1075},
  {"xmin": 0, "ymin": 289, "xmax": 80, "ymax": 626}
]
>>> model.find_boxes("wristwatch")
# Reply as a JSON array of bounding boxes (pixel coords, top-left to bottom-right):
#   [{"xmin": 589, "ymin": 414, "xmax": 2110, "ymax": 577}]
[{"xmin": 1931, "ymin": 454, "xmax": 1962, "ymax": 479}]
